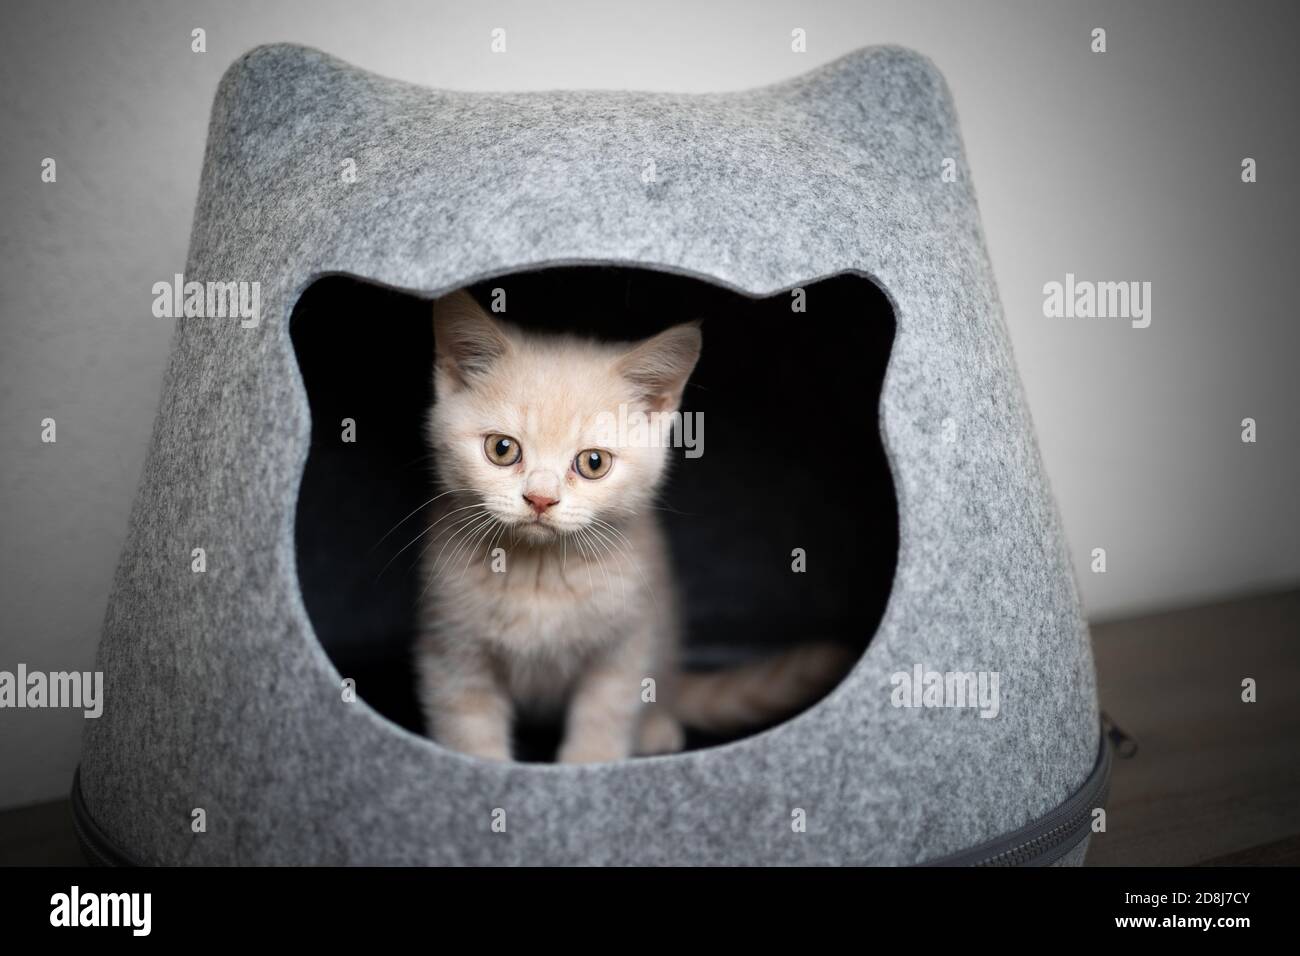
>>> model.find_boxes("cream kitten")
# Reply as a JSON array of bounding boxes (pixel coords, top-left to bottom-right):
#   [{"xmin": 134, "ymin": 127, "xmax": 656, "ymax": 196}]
[{"xmin": 414, "ymin": 291, "xmax": 850, "ymax": 763}]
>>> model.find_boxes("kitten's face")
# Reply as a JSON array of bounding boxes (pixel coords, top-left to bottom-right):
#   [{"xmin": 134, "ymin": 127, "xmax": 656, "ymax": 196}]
[{"xmin": 428, "ymin": 292, "xmax": 701, "ymax": 544}]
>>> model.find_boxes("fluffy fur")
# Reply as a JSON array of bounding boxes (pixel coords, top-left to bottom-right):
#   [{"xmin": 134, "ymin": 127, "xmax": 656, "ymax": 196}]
[{"xmin": 414, "ymin": 291, "xmax": 848, "ymax": 763}]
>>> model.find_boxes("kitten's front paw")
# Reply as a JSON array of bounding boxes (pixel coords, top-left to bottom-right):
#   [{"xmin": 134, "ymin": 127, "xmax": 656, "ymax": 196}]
[
  {"xmin": 467, "ymin": 744, "xmax": 512, "ymax": 762},
  {"xmin": 436, "ymin": 738, "xmax": 512, "ymax": 762},
  {"xmin": 557, "ymin": 738, "xmax": 630, "ymax": 765},
  {"xmin": 634, "ymin": 710, "xmax": 685, "ymax": 756}
]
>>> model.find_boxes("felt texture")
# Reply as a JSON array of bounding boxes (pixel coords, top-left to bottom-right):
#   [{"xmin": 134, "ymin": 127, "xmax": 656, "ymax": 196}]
[{"xmin": 80, "ymin": 43, "xmax": 1099, "ymax": 865}]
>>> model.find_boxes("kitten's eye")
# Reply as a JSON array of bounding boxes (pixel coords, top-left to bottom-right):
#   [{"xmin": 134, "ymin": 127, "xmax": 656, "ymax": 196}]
[
  {"xmin": 484, "ymin": 434, "xmax": 522, "ymax": 466},
  {"xmin": 574, "ymin": 449, "xmax": 613, "ymax": 480}
]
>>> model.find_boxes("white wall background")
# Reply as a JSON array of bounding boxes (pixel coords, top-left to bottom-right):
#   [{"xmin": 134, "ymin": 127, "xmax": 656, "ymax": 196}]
[{"xmin": 1, "ymin": 0, "xmax": 1297, "ymax": 808}]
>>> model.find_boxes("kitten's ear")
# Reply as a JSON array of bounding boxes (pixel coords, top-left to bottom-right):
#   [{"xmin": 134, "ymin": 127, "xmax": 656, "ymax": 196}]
[
  {"xmin": 616, "ymin": 322, "xmax": 702, "ymax": 412},
  {"xmin": 432, "ymin": 290, "xmax": 510, "ymax": 388}
]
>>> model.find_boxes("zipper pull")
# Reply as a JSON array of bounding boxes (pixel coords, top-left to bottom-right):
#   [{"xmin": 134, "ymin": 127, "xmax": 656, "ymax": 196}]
[{"xmin": 1102, "ymin": 711, "xmax": 1138, "ymax": 758}]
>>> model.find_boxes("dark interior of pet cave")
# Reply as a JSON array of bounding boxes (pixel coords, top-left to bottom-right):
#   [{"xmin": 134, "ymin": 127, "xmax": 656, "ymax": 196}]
[{"xmin": 289, "ymin": 266, "xmax": 899, "ymax": 760}]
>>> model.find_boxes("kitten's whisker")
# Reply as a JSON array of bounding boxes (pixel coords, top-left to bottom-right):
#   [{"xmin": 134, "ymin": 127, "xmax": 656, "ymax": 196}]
[
  {"xmin": 583, "ymin": 524, "xmax": 628, "ymax": 612},
  {"xmin": 436, "ymin": 513, "xmax": 496, "ymax": 580},
  {"xmin": 445, "ymin": 514, "xmax": 497, "ymax": 576},
  {"xmin": 426, "ymin": 511, "xmax": 491, "ymax": 582},
  {"xmin": 641, "ymin": 503, "xmax": 696, "ymax": 517},
  {"xmin": 423, "ymin": 523, "xmax": 479, "ymax": 595},
  {"xmin": 411, "ymin": 509, "xmax": 488, "ymax": 575},
  {"xmin": 571, "ymin": 530, "xmax": 595, "ymax": 595},
  {"xmin": 579, "ymin": 527, "xmax": 614, "ymax": 608},
  {"xmin": 368, "ymin": 488, "xmax": 480, "ymax": 554},
  {"xmin": 374, "ymin": 501, "xmax": 486, "ymax": 581},
  {"xmin": 588, "ymin": 515, "xmax": 662, "ymax": 617},
  {"xmin": 587, "ymin": 518, "xmax": 630, "ymax": 549},
  {"xmin": 457, "ymin": 517, "xmax": 500, "ymax": 582},
  {"xmin": 482, "ymin": 522, "xmax": 507, "ymax": 571},
  {"xmin": 584, "ymin": 521, "xmax": 628, "ymax": 562},
  {"xmin": 587, "ymin": 515, "xmax": 639, "ymax": 562},
  {"xmin": 416, "ymin": 517, "xmax": 475, "ymax": 605},
  {"xmin": 586, "ymin": 512, "xmax": 631, "ymax": 538}
]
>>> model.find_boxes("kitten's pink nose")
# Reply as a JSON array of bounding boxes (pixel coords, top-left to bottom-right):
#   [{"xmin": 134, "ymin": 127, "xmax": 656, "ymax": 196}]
[{"xmin": 523, "ymin": 492, "xmax": 558, "ymax": 515}]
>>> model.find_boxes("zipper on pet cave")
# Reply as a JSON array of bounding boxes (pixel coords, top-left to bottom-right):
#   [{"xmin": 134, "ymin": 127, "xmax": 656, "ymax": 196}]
[{"xmin": 923, "ymin": 724, "xmax": 1114, "ymax": 867}]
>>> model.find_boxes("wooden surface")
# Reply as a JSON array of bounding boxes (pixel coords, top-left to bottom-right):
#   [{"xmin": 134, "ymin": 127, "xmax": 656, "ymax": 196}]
[
  {"xmin": 1, "ymin": 589, "xmax": 1296, "ymax": 866},
  {"xmin": 1087, "ymin": 589, "xmax": 1300, "ymax": 865}
]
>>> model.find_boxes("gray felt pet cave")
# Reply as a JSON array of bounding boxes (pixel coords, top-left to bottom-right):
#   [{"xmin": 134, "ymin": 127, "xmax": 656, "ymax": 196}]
[{"xmin": 75, "ymin": 43, "xmax": 1107, "ymax": 866}]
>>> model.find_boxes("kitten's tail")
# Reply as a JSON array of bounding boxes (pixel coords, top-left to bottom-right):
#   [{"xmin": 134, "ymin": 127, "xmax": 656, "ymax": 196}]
[{"xmin": 671, "ymin": 642, "xmax": 856, "ymax": 735}]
